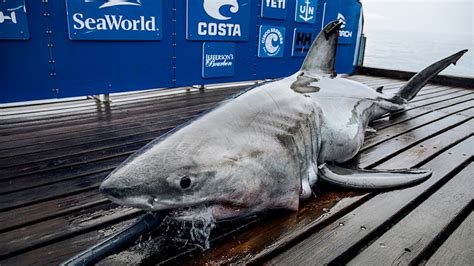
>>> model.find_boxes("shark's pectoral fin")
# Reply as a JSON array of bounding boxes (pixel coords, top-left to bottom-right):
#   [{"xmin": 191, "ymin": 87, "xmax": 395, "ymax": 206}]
[
  {"xmin": 318, "ymin": 164, "xmax": 432, "ymax": 189},
  {"xmin": 300, "ymin": 164, "xmax": 318, "ymax": 200}
]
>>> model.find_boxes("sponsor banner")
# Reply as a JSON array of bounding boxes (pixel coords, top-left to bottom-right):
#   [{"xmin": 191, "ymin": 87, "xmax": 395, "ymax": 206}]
[
  {"xmin": 258, "ymin": 25, "xmax": 285, "ymax": 58},
  {"xmin": 295, "ymin": 0, "xmax": 317, "ymax": 24},
  {"xmin": 292, "ymin": 28, "xmax": 316, "ymax": 57},
  {"xmin": 260, "ymin": 0, "xmax": 287, "ymax": 20},
  {"xmin": 336, "ymin": 12, "xmax": 355, "ymax": 44},
  {"xmin": 66, "ymin": 0, "xmax": 163, "ymax": 40},
  {"xmin": 202, "ymin": 42, "xmax": 235, "ymax": 78},
  {"xmin": 187, "ymin": 0, "xmax": 250, "ymax": 41},
  {"xmin": 0, "ymin": 0, "xmax": 29, "ymax": 40}
]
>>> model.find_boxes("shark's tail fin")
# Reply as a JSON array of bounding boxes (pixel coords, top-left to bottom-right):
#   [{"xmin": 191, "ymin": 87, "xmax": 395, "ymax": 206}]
[
  {"xmin": 300, "ymin": 20, "xmax": 343, "ymax": 77},
  {"xmin": 392, "ymin": 49, "xmax": 468, "ymax": 103}
]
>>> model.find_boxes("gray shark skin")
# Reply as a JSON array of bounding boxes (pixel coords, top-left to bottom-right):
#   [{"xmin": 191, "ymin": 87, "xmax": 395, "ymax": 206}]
[{"xmin": 100, "ymin": 21, "xmax": 468, "ymax": 221}]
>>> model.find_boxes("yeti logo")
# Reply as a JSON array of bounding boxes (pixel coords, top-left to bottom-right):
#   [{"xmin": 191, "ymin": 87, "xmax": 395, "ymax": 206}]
[
  {"xmin": 84, "ymin": 0, "xmax": 142, "ymax": 9},
  {"xmin": 203, "ymin": 0, "xmax": 239, "ymax": 20},
  {"xmin": 261, "ymin": 0, "xmax": 287, "ymax": 20}
]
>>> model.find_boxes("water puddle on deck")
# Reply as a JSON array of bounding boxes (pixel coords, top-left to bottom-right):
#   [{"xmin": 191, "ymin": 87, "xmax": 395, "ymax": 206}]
[
  {"xmin": 100, "ymin": 206, "xmax": 218, "ymax": 265},
  {"xmin": 187, "ymin": 207, "xmax": 216, "ymax": 249}
]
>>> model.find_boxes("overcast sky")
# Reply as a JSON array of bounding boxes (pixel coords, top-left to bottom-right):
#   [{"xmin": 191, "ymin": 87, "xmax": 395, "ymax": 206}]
[{"xmin": 361, "ymin": 0, "xmax": 473, "ymax": 37}]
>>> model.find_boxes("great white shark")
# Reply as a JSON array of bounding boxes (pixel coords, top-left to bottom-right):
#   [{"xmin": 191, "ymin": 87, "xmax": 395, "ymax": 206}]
[{"xmin": 100, "ymin": 21, "xmax": 467, "ymax": 221}]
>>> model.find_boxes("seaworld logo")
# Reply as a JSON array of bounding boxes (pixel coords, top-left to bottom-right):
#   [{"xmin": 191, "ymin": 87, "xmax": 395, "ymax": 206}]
[{"xmin": 71, "ymin": 0, "xmax": 158, "ymax": 32}]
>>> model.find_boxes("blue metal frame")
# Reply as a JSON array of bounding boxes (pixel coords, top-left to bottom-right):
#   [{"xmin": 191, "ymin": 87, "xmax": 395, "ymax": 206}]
[{"xmin": 0, "ymin": 0, "xmax": 362, "ymax": 103}]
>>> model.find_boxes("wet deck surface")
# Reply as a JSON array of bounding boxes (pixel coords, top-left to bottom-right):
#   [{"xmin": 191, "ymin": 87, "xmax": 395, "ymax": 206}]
[{"xmin": 0, "ymin": 75, "xmax": 472, "ymax": 265}]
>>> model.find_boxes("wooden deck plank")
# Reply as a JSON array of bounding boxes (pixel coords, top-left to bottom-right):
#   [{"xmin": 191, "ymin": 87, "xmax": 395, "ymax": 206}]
[
  {"xmin": 408, "ymin": 87, "xmax": 464, "ymax": 103},
  {"xmin": 0, "ymin": 140, "xmax": 149, "ymax": 181},
  {"xmin": 267, "ymin": 138, "xmax": 472, "ymax": 265},
  {"xmin": 348, "ymin": 164, "xmax": 473, "ymax": 265},
  {"xmin": 0, "ymin": 87, "xmax": 194, "ymax": 117},
  {"xmin": 0, "ymin": 189, "xmax": 107, "ymax": 233},
  {"xmin": 373, "ymin": 121, "xmax": 472, "ymax": 169},
  {"xmin": 0, "ymin": 171, "xmax": 108, "ymax": 211},
  {"xmin": 0, "ymin": 87, "xmax": 240, "ymax": 125},
  {"xmin": 414, "ymin": 85, "xmax": 456, "ymax": 96},
  {"xmin": 0, "ymin": 75, "xmax": 471, "ymax": 265},
  {"xmin": 410, "ymin": 87, "xmax": 465, "ymax": 104},
  {"xmin": 0, "ymin": 127, "xmax": 175, "ymax": 168},
  {"xmin": 0, "ymin": 155, "xmax": 125, "ymax": 194},
  {"xmin": 0, "ymin": 203, "xmax": 141, "ymax": 259},
  {"xmin": 390, "ymin": 91, "xmax": 473, "ymax": 114},
  {"xmin": 0, "ymin": 103, "xmax": 214, "ymax": 149},
  {"xmin": 0, "ymin": 220, "xmax": 136, "ymax": 266},
  {"xmin": 0, "ymin": 106, "xmax": 204, "ymax": 151},
  {"xmin": 0, "ymin": 90, "xmax": 238, "ymax": 134},
  {"xmin": 357, "ymin": 119, "xmax": 472, "ymax": 169},
  {"xmin": 426, "ymin": 211, "xmax": 474, "ymax": 266},
  {"xmin": 371, "ymin": 96, "xmax": 473, "ymax": 130},
  {"xmin": 362, "ymin": 102, "xmax": 472, "ymax": 150}
]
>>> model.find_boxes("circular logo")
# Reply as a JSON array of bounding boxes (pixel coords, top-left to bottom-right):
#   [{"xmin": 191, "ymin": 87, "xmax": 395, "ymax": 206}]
[{"xmin": 261, "ymin": 28, "xmax": 284, "ymax": 56}]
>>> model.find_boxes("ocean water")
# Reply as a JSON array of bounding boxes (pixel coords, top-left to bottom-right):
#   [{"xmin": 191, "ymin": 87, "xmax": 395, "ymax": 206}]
[{"xmin": 363, "ymin": 29, "xmax": 474, "ymax": 78}]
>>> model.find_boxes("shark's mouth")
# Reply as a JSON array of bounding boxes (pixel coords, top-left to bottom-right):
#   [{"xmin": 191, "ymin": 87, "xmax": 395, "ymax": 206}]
[
  {"xmin": 105, "ymin": 193, "xmax": 250, "ymax": 221},
  {"xmin": 171, "ymin": 202, "xmax": 249, "ymax": 221}
]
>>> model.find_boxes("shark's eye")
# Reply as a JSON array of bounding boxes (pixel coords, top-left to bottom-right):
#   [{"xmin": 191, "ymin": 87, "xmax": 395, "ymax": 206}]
[{"xmin": 180, "ymin": 176, "xmax": 192, "ymax": 190}]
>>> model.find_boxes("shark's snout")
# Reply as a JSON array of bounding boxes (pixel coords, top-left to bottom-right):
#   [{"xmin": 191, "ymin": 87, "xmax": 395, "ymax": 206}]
[
  {"xmin": 99, "ymin": 181, "xmax": 123, "ymax": 200},
  {"xmin": 99, "ymin": 176, "xmax": 129, "ymax": 201},
  {"xmin": 100, "ymin": 179, "xmax": 156, "ymax": 210}
]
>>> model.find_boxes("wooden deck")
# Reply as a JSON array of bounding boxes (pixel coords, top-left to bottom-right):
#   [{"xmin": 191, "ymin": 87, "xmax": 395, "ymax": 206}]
[{"xmin": 0, "ymin": 74, "xmax": 472, "ymax": 265}]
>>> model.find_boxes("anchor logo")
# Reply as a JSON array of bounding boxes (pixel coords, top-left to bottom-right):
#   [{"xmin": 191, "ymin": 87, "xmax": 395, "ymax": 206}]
[{"xmin": 298, "ymin": 0, "xmax": 314, "ymax": 22}]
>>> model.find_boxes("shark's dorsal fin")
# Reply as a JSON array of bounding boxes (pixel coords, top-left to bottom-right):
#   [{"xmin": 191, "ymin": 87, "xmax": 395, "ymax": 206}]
[{"xmin": 300, "ymin": 20, "xmax": 343, "ymax": 77}]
